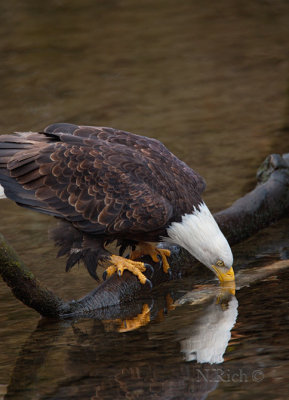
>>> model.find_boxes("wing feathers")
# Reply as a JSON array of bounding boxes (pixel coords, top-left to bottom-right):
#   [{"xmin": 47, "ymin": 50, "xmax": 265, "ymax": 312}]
[{"xmin": 0, "ymin": 123, "xmax": 205, "ymax": 237}]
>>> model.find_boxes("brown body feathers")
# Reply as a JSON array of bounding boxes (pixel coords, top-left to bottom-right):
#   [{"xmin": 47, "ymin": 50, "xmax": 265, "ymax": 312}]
[{"xmin": 0, "ymin": 123, "xmax": 206, "ymax": 279}]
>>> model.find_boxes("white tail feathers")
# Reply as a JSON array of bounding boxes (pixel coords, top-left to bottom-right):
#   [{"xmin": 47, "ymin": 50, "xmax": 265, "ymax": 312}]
[{"xmin": 0, "ymin": 184, "xmax": 6, "ymax": 199}]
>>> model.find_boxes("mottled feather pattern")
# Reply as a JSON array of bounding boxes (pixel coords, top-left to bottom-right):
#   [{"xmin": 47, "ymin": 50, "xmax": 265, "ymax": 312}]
[
  {"xmin": 0, "ymin": 124, "xmax": 205, "ymax": 240},
  {"xmin": 0, "ymin": 123, "xmax": 206, "ymax": 278}
]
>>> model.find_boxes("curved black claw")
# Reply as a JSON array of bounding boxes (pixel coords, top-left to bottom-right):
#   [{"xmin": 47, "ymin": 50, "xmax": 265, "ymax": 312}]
[
  {"xmin": 145, "ymin": 278, "xmax": 153, "ymax": 290},
  {"xmin": 102, "ymin": 271, "xmax": 107, "ymax": 281},
  {"xmin": 144, "ymin": 263, "xmax": 154, "ymax": 278}
]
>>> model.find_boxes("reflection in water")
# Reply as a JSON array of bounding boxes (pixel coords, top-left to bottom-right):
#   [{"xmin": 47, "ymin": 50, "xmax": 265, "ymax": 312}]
[
  {"xmin": 179, "ymin": 296, "xmax": 238, "ymax": 364},
  {"xmin": 4, "ymin": 289, "xmax": 238, "ymax": 400},
  {"xmin": 106, "ymin": 303, "xmax": 152, "ymax": 333},
  {"xmin": 104, "ymin": 303, "xmax": 159, "ymax": 333},
  {"xmin": 102, "ymin": 294, "xmax": 176, "ymax": 333},
  {"xmin": 0, "ymin": 0, "xmax": 289, "ymax": 398}
]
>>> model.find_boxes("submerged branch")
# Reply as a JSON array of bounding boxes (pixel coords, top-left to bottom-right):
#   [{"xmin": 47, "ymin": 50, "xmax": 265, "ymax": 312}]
[{"xmin": 0, "ymin": 153, "xmax": 289, "ymax": 318}]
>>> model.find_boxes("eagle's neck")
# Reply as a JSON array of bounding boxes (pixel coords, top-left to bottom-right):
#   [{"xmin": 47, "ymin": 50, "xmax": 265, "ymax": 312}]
[{"xmin": 165, "ymin": 202, "xmax": 232, "ymax": 269}]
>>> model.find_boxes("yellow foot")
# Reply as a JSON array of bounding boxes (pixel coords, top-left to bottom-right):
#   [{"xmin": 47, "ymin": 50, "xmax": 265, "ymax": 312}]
[
  {"xmin": 103, "ymin": 255, "xmax": 151, "ymax": 286},
  {"xmin": 103, "ymin": 304, "xmax": 151, "ymax": 333},
  {"xmin": 118, "ymin": 304, "xmax": 151, "ymax": 332},
  {"xmin": 131, "ymin": 243, "xmax": 171, "ymax": 274}
]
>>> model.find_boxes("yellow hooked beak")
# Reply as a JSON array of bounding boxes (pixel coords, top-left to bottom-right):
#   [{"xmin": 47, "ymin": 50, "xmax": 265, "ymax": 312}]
[{"xmin": 211, "ymin": 265, "xmax": 235, "ymax": 282}]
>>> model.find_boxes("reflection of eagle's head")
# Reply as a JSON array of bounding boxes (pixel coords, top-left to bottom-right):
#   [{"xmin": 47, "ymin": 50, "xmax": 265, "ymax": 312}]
[{"xmin": 179, "ymin": 296, "xmax": 238, "ymax": 364}]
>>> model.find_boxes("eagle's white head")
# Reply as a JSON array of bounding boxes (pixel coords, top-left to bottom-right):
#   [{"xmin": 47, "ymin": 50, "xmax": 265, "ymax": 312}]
[{"xmin": 166, "ymin": 202, "xmax": 234, "ymax": 282}]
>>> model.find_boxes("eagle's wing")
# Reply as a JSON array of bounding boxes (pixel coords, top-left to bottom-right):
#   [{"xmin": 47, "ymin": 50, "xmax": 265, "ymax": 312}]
[
  {"xmin": 0, "ymin": 124, "xmax": 175, "ymax": 235},
  {"xmin": 45, "ymin": 123, "xmax": 206, "ymax": 196},
  {"xmin": 44, "ymin": 124, "xmax": 206, "ymax": 216}
]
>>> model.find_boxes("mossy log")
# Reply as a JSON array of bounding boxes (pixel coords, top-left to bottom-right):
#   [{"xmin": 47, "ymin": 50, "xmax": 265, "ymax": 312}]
[
  {"xmin": 0, "ymin": 234, "xmax": 70, "ymax": 317},
  {"xmin": 0, "ymin": 153, "xmax": 288, "ymax": 318}
]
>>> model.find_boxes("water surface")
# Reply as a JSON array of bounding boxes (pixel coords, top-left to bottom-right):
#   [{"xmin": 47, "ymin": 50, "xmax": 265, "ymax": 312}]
[{"xmin": 0, "ymin": 1, "xmax": 289, "ymax": 399}]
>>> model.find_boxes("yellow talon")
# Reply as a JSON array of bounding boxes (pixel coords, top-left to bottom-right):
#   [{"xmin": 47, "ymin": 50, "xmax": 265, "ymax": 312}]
[
  {"xmin": 118, "ymin": 304, "xmax": 151, "ymax": 332},
  {"xmin": 131, "ymin": 243, "xmax": 171, "ymax": 274},
  {"xmin": 104, "ymin": 265, "xmax": 117, "ymax": 279},
  {"xmin": 103, "ymin": 304, "xmax": 151, "ymax": 332},
  {"xmin": 158, "ymin": 248, "xmax": 171, "ymax": 273},
  {"xmin": 104, "ymin": 255, "xmax": 148, "ymax": 285}
]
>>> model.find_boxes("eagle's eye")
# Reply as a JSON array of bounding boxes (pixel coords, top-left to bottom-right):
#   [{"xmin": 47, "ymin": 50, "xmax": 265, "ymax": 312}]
[{"xmin": 216, "ymin": 260, "xmax": 225, "ymax": 267}]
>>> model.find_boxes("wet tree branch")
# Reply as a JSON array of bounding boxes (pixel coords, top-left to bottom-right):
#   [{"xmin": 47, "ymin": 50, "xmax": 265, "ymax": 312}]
[
  {"xmin": 0, "ymin": 234, "xmax": 70, "ymax": 317},
  {"xmin": 0, "ymin": 153, "xmax": 288, "ymax": 318}
]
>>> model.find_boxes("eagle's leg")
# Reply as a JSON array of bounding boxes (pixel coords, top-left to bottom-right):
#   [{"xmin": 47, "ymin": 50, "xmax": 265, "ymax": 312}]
[
  {"xmin": 103, "ymin": 255, "xmax": 151, "ymax": 286},
  {"xmin": 131, "ymin": 242, "xmax": 171, "ymax": 274}
]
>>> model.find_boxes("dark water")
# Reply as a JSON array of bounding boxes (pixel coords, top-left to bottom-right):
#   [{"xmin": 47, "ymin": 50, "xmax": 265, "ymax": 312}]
[{"xmin": 1, "ymin": 1, "xmax": 289, "ymax": 399}]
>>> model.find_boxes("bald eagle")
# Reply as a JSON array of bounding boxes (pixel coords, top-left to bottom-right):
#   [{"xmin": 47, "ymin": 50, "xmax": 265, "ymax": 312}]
[{"xmin": 0, "ymin": 123, "xmax": 234, "ymax": 285}]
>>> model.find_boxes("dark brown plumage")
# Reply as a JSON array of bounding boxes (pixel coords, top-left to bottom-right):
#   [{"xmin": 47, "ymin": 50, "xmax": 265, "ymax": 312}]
[{"xmin": 0, "ymin": 123, "xmax": 206, "ymax": 279}]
